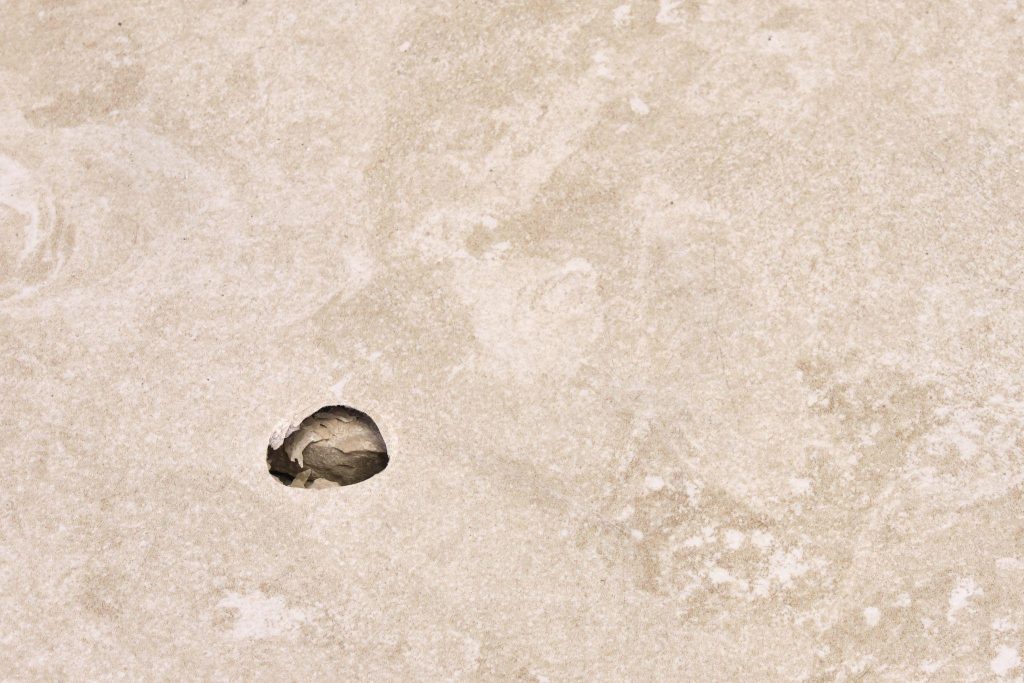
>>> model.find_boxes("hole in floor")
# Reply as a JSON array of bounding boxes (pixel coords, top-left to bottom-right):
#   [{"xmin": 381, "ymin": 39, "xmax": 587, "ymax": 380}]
[{"xmin": 267, "ymin": 405, "xmax": 388, "ymax": 489}]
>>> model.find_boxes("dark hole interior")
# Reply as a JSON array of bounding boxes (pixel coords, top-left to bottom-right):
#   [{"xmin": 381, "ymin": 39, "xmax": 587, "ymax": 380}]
[{"xmin": 268, "ymin": 405, "xmax": 388, "ymax": 489}]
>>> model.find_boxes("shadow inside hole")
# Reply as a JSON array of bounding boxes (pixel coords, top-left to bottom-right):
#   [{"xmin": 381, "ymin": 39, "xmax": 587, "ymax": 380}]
[{"xmin": 267, "ymin": 405, "xmax": 388, "ymax": 489}]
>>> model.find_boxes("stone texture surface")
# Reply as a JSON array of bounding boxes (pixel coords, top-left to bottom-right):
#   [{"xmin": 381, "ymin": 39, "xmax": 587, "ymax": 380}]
[{"xmin": 2, "ymin": 1, "xmax": 1023, "ymax": 680}]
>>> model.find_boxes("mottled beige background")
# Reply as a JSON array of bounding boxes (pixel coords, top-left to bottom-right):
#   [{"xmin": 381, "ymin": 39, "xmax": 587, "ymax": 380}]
[{"xmin": 2, "ymin": 1, "xmax": 1023, "ymax": 680}]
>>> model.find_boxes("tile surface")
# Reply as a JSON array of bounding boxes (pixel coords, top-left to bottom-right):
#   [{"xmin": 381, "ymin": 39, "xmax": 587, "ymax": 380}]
[{"xmin": 2, "ymin": 1, "xmax": 1023, "ymax": 680}]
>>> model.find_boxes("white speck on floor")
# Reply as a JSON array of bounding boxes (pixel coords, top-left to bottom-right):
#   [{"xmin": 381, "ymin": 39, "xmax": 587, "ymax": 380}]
[
  {"xmin": 684, "ymin": 480, "xmax": 702, "ymax": 505},
  {"xmin": 644, "ymin": 474, "xmax": 665, "ymax": 491},
  {"xmin": 767, "ymin": 548, "xmax": 809, "ymax": 586},
  {"xmin": 708, "ymin": 566, "xmax": 733, "ymax": 585},
  {"xmin": 217, "ymin": 591, "xmax": 307, "ymax": 640},
  {"xmin": 656, "ymin": 0, "xmax": 685, "ymax": 25},
  {"xmin": 751, "ymin": 530, "xmax": 774, "ymax": 550},
  {"xmin": 592, "ymin": 50, "xmax": 614, "ymax": 80},
  {"xmin": 612, "ymin": 4, "xmax": 631, "ymax": 27},
  {"xmin": 562, "ymin": 257, "xmax": 593, "ymax": 274},
  {"xmin": 863, "ymin": 606, "xmax": 881, "ymax": 628},
  {"xmin": 724, "ymin": 529, "xmax": 745, "ymax": 550},
  {"xmin": 629, "ymin": 95, "xmax": 650, "ymax": 116},
  {"xmin": 788, "ymin": 477, "xmax": 812, "ymax": 496},
  {"xmin": 948, "ymin": 576, "xmax": 982, "ymax": 621},
  {"xmin": 997, "ymin": 557, "xmax": 1024, "ymax": 571},
  {"xmin": 992, "ymin": 617, "xmax": 1018, "ymax": 632},
  {"xmin": 991, "ymin": 646, "xmax": 1021, "ymax": 677}
]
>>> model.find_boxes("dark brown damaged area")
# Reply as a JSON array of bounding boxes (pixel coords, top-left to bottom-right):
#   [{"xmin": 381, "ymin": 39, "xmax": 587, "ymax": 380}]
[{"xmin": 267, "ymin": 405, "xmax": 388, "ymax": 488}]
